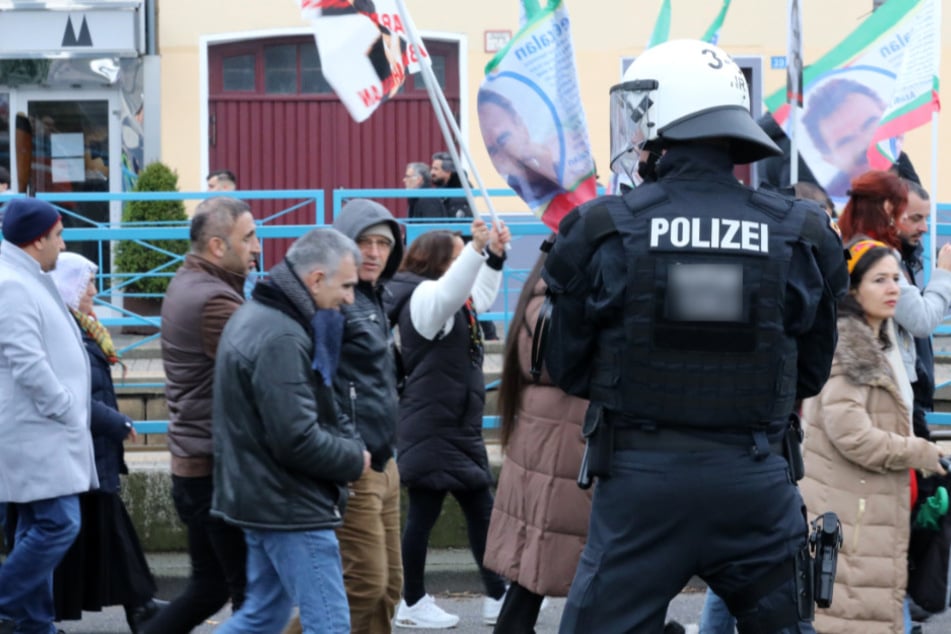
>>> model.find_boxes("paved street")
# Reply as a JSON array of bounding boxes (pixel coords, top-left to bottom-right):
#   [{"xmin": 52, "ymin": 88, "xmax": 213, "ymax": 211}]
[{"xmin": 55, "ymin": 589, "xmax": 951, "ymax": 633}]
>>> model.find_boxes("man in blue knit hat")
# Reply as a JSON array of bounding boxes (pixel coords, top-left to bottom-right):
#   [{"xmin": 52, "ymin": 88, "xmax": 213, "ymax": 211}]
[{"xmin": 0, "ymin": 198, "xmax": 98, "ymax": 634}]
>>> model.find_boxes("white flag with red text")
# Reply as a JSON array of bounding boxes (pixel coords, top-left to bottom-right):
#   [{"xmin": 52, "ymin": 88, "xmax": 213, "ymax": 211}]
[{"xmin": 297, "ymin": 0, "xmax": 429, "ymax": 122}]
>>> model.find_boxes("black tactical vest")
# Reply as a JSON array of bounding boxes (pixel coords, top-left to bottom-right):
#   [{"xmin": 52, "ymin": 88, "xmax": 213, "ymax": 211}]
[{"xmin": 586, "ymin": 182, "xmax": 811, "ymax": 429}]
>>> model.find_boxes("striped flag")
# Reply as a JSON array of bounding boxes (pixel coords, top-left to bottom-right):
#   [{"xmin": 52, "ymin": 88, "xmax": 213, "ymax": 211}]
[
  {"xmin": 296, "ymin": 0, "xmax": 429, "ymax": 122},
  {"xmin": 478, "ymin": 0, "xmax": 596, "ymax": 231},
  {"xmin": 648, "ymin": 0, "xmax": 672, "ymax": 48},
  {"xmin": 766, "ymin": 0, "xmax": 940, "ymax": 197},
  {"xmin": 701, "ymin": 0, "xmax": 732, "ymax": 45}
]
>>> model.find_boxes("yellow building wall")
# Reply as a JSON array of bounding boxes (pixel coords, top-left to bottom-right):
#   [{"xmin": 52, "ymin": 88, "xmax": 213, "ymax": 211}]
[{"xmin": 158, "ymin": 0, "xmax": 951, "ymax": 200}]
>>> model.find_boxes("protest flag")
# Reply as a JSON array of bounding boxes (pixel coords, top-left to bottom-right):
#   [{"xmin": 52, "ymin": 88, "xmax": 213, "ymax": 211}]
[
  {"xmin": 478, "ymin": 0, "xmax": 597, "ymax": 231},
  {"xmin": 648, "ymin": 0, "xmax": 672, "ymax": 48},
  {"xmin": 701, "ymin": 0, "xmax": 732, "ymax": 45},
  {"xmin": 296, "ymin": 0, "xmax": 429, "ymax": 122},
  {"xmin": 765, "ymin": 0, "xmax": 940, "ymax": 198}
]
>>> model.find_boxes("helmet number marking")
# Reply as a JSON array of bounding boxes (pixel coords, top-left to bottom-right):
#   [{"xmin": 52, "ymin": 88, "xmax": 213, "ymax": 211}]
[{"xmin": 702, "ymin": 48, "xmax": 724, "ymax": 70}]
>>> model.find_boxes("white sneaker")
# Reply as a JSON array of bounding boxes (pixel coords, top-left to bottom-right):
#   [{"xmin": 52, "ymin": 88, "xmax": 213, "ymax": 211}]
[
  {"xmin": 483, "ymin": 594, "xmax": 505, "ymax": 626},
  {"xmin": 394, "ymin": 594, "xmax": 460, "ymax": 629}
]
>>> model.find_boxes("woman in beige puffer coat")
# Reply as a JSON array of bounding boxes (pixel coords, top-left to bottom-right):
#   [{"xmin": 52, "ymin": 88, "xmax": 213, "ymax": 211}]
[{"xmin": 801, "ymin": 240, "xmax": 945, "ymax": 634}]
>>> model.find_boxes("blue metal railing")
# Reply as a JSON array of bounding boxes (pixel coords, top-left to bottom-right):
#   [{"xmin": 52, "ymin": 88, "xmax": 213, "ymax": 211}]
[
  {"xmin": 1, "ymin": 188, "xmax": 549, "ymax": 433},
  {"xmin": 6, "ymin": 189, "xmax": 951, "ymax": 434}
]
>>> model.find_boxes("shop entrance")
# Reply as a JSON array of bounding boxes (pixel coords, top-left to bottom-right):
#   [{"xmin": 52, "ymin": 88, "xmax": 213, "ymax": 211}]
[{"xmin": 11, "ymin": 91, "xmax": 121, "ymax": 272}]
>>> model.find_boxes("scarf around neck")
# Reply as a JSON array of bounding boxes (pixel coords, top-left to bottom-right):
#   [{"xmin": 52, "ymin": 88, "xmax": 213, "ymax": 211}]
[
  {"xmin": 71, "ymin": 308, "xmax": 119, "ymax": 365},
  {"xmin": 268, "ymin": 259, "xmax": 345, "ymax": 386}
]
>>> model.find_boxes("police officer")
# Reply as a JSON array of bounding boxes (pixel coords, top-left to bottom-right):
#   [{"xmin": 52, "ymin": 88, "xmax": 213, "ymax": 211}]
[{"xmin": 542, "ymin": 40, "xmax": 848, "ymax": 633}]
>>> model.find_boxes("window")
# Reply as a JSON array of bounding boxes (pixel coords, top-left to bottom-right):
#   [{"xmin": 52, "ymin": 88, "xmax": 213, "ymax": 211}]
[
  {"xmin": 223, "ymin": 54, "xmax": 256, "ymax": 92},
  {"xmin": 301, "ymin": 43, "xmax": 333, "ymax": 94},
  {"xmin": 413, "ymin": 54, "xmax": 446, "ymax": 91},
  {"xmin": 215, "ymin": 37, "xmax": 449, "ymax": 97},
  {"xmin": 265, "ymin": 45, "xmax": 298, "ymax": 94}
]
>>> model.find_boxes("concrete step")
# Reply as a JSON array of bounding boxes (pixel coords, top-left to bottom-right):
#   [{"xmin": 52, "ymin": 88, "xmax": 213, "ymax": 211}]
[{"xmin": 113, "ymin": 333, "xmax": 505, "ymax": 361}]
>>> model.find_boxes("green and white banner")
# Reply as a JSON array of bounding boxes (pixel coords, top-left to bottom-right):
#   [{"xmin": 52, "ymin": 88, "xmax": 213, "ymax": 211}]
[
  {"xmin": 478, "ymin": 0, "xmax": 596, "ymax": 231},
  {"xmin": 767, "ymin": 0, "xmax": 940, "ymax": 197}
]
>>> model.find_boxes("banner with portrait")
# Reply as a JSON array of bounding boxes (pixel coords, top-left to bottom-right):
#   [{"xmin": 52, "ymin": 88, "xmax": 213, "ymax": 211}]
[
  {"xmin": 296, "ymin": 0, "xmax": 429, "ymax": 122},
  {"xmin": 478, "ymin": 0, "xmax": 596, "ymax": 231},
  {"xmin": 766, "ymin": 0, "xmax": 940, "ymax": 198}
]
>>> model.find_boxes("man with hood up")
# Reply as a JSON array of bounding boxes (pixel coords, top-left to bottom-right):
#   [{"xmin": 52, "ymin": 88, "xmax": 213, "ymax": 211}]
[{"xmin": 285, "ymin": 198, "xmax": 405, "ymax": 634}]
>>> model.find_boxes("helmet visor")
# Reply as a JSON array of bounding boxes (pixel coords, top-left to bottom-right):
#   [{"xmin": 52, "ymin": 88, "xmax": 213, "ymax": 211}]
[{"xmin": 609, "ymin": 80, "xmax": 658, "ymax": 178}]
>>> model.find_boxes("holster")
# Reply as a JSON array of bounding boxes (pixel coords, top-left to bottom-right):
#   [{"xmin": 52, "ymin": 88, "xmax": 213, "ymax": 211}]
[
  {"xmin": 578, "ymin": 403, "xmax": 613, "ymax": 489},
  {"xmin": 810, "ymin": 512, "xmax": 843, "ymax": 609},
  {"xmin": 794, "ymin": 541, "xmax": 815, "ymax": 621},
  {"xmin": 783, "ymin": 413, "xmax": 805, "ymax": 481}
]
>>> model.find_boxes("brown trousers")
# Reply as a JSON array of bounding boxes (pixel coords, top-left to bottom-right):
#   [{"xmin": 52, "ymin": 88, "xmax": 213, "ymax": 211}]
[{"xmin": 283, "ymin": 458, "xmax": 402, "ymax": 634}]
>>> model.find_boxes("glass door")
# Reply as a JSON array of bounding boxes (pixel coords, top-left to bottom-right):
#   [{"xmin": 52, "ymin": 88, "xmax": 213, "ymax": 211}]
[{"xmin": 15, "ymin": 91, "xmax": 120, "ymax": 273}]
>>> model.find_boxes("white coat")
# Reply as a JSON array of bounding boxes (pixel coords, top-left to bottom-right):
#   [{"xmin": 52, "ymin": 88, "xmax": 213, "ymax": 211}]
[{"xmin": 0, "ymin": 241, "xmax": 98, "ymax": 502}]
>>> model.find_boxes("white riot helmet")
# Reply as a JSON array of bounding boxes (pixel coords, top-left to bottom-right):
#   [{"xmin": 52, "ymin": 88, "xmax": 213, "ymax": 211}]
[{"xmin": 609, "ymin": 39, "xmax": 781, "ymax": 179}]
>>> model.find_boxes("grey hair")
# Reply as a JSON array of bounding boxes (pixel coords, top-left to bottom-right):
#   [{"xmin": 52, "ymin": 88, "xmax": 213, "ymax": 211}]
[
  {"xmin": 190, "ymin": 197, "xmax": 252, "ymax": 252},
  {"xmin": 286, "ymin": 227, "xmax": 361, "ymax": 277},
  {"xmin": 407, "ymin": 162, "xmax": 432, "ymax": 187}
]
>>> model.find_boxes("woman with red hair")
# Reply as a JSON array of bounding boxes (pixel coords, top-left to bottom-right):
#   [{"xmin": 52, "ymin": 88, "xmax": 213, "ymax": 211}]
[
  {"xmin": 837, "ymin": 171, "xmax": 951, "ymax": 389},
  {"xmin": 837, "ymin": 170, "xmax": 907, "ymax": 249}
]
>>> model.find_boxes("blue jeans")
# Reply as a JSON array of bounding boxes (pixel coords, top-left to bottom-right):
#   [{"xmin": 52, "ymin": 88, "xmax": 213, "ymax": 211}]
[
  {"xmin": 217, "ymin": 528, "xmax": 350, "ymax": 634},
  {"xmin": 0, "ymin": 503, "xmax": 6, "ymax": 554},
  {"xmin": 700, "ymin": 589, "xmax": 736, "ymax": 634},
  {"xmin": 0, "ymin": 495, "xmax": 81, "ymax": 634}
]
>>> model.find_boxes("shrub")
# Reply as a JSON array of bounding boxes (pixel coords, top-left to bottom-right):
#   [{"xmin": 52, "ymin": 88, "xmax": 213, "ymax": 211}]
[{"xmin": 113, "ymin": 162, "xmax": 188, "ymax": 295}]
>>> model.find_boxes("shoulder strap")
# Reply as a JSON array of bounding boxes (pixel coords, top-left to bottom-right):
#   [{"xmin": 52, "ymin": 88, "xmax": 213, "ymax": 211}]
[
  {"xmin": 530, "ymin": 295, "xmax": 553, "ymax": 382},
  {"xmin": 584, "ymin": 204, "xmax": 618, "ymax": 245},
  {"xmin": 798, "ymin": 203, "xmax": 830, "ymax": 246},
  {"xmin": 544, "ymin": 202, "xmax": 619, "ymax": 288}
]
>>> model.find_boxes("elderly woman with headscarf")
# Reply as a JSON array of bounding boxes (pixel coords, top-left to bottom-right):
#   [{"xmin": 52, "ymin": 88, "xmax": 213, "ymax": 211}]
[{"xmin": 47, "ymin": 252, "xmax": 164, "ymax": 632}]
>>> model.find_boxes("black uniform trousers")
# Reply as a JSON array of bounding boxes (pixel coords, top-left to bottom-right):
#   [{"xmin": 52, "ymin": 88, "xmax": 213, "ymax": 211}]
[{"xmin": 559, "ymin": 446, "xmax": 815, "ymax": 634}]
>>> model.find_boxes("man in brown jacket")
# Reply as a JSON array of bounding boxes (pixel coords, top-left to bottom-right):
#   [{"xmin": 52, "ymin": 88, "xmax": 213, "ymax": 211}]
[{"xmin": 144, "ymin": 197, "xmax": 260, "ymax": 633}]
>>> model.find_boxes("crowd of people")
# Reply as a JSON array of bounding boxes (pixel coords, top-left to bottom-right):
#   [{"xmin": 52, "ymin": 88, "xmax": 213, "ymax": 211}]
[
  {"xmin": 4, "ymin": 37, "xmax": 951, "ymax": 634},
  {"xmin": 0, "ymin": 188, "xmax": 516, "ymax": 634}
]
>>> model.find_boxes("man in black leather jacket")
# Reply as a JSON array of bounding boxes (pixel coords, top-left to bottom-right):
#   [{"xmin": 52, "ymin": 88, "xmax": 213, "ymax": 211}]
[
  {"xmin": 282, "ymin": 199, "xmax": 404, "ymax": 634},
  {"xmin": 211, "ymin": 228, "xmax": 370, "ymax": 634}
]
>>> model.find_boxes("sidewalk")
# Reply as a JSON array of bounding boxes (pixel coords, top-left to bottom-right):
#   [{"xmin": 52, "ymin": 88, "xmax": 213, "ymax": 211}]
[{"xmin": 149, "ymin": 548, "xmax": 488, "ymax": 598}]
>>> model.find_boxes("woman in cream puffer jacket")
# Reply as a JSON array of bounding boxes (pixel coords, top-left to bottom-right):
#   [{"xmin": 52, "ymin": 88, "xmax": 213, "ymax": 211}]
[{"xmin": 801, "ymin": 241, "xmax": 944, "ymax": 634}]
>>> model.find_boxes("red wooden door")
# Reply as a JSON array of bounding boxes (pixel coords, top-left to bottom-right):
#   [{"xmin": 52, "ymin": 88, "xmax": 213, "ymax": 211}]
[{"xmin": 209, "ymin": 36, "xmax": 460, "ymax": 266}]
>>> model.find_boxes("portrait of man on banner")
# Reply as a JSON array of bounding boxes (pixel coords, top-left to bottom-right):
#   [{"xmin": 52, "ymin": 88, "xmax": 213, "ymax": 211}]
[
  {"xmin": 477, "ymin": 79, "xmax": 565, "ymax": 209},
  {"xmin": 799, "ymin": 67, "xmax": 892, "ymax": 198}
]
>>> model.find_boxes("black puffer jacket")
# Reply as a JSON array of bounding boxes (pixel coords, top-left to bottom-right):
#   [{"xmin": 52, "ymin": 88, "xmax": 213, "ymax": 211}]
[
  {"xmin": 211, "ymin": 266, "xmax": 366, "ymax": 530},
  {"xmin": 386, "ymin": 273, "xmax": 492, "ymax": 491},
  {"xmin": 333, "ymin": 200, "xmax": 403, "ymax": 471}
]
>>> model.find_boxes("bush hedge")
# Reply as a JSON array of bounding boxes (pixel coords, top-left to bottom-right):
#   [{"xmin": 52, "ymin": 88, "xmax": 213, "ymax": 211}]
[{"xmin": 113, "ymin": 162, "xmax": 188, "ymax": 295}]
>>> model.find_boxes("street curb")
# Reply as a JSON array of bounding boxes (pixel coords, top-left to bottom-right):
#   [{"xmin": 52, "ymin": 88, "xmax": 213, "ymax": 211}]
[{"xmin": 148, "ymin": 549, "xmax": 708, "ymax": 599}]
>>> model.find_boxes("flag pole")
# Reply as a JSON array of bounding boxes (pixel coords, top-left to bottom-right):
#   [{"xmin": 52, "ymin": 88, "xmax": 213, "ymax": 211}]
[
  {"xmin": 929, "ymin": 109, "xmax": 939, "ymax": 278},
  {"xmin": 394, "ymin": 0, "xmax": 501, "ymax": 229},
  {"xmin": 789, "ymin": 108, "xmax": 799, "ymax": 184},
  {"xmin": 787, "ymin": 0, "xmax": 802, "ymax": 185}
]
